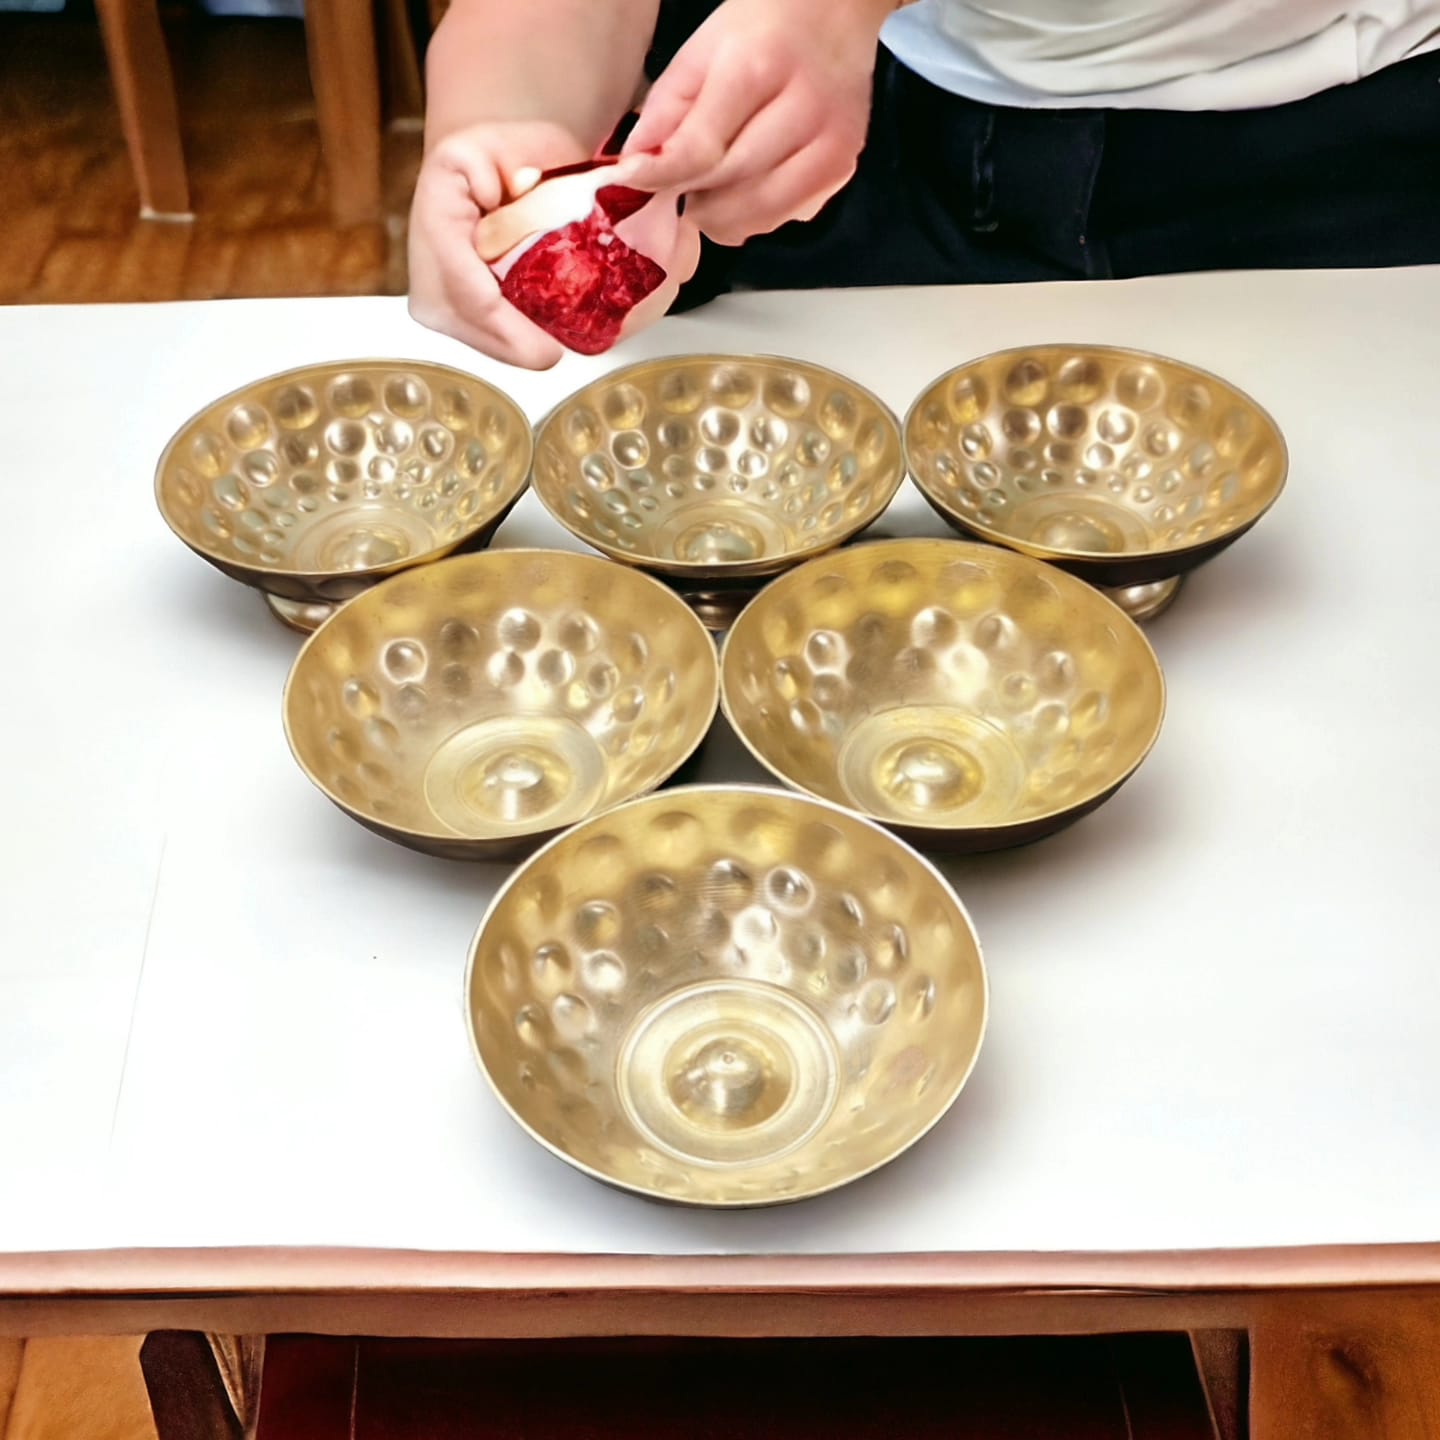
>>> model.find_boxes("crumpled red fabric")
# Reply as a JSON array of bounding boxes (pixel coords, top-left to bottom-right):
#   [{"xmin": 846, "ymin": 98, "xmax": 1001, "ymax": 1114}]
[{"xmin": 499, "ymin": 185, "xmax": 667, "ymax": 356}]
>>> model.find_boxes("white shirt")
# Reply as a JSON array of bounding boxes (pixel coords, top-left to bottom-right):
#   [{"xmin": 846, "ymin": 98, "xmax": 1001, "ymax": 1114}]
[{"xmin": 881, "ymin": 0, "xmax": 1440, "ymax": 110}]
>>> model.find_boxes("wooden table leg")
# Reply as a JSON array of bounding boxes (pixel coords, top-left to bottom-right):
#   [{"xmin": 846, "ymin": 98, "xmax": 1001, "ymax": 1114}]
[
  {"xmin": 1190, "ymin": 1329, "xmax": 1247, "ymax": 1440},
  {"xmin": 94, "ymin": 0, "xmax": 192, "ymax": 219},
  {"xmin": 1250, "ymin": 1293, "xmax": 1440, "ymax": 1439},
  {"xmin": 304, "ymin": 0, "xmax": 384, "ymax": 226}
]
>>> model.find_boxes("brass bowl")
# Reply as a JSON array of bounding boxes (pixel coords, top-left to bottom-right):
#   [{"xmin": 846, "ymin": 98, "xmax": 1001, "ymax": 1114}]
[
  {"xmin": 283, "ymin": 550, "xmax": 719, "ymax": 859},
  {"xmin": 721, "ymin": 539, "xmax": 1165, "ymax": 851},
  {"xmin": 905, "ymin": 345, "xmax": 1288, "ymax": 620},
  {"xmin": 156, "ymin": 360, "xmax": 533, "ymax": 631},
  {"xmin": 466, "ymin": 784, "xmax": 987, "ymax": 1206},
  {"xmin": 531, "ymin": 355, "xmax": 905, "ymax": 629}
]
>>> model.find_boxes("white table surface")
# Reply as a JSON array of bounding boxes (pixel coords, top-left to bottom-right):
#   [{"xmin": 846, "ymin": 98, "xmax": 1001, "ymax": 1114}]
[{"xmin": 2, "ymin": 267, "xmax": 1438, "ymax": 1262}]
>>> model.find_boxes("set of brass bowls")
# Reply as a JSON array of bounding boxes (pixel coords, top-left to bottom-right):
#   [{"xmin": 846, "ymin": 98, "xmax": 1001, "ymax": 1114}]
[
  {"xmin": 531, "ymin": 354, "xmax": 907, "ymax": 629},
  {"xmin": 283, "ymin": 550, "xmax": 718, "ymax": 860},
  {"xmin": 465, "ymin": 785, "xmax": 987, "ymax": 1206},
  {"xmin": 721, "ymin": 539, "xmax": 1166, "ymax": 851},
  {"xmin": 156, "ymin": 360, "xmax": 532, "ymax": 631},
  {"xmin": 156, "ymin": 342, "xmax": 1284, "ymax": 1207},
  {"xmin": 905, "ymin": 345, "xmax": 1288, "ymax": 620}
]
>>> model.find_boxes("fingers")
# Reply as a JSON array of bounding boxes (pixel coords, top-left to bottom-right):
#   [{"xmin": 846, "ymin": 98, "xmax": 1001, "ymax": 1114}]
[
  {"xmin": 685, "ymin": 139, "xmax": 852, "ymax": 246},
  {"xmin": 622, "ymin": 46, "xmax": 786, "ymax": 193},
  {"xmin": 681, "ymin": 85, "xmax": 818, "ymax": 193},
  {"xmin": 410, "ymin": 271, "xmax": 566, "ymax": 371},
  {"xmin": 474, "ymin": 170, "xmax": 613, "ymax": 262},
  {"xmin": 418, "ymin": 226, "xmax": 565, "ymax": 369},
  {"xmin": 621, "ymin": 41, "xmax": 706, "ymax": 156},
  {"xmin": 408, "ymin": 159, "xmax": 564, "ymax": 370}
]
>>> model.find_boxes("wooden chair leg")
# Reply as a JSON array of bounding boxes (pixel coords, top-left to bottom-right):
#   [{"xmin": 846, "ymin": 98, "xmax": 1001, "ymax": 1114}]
[
  {"xmin": 304, "ymin": 0, "xmax": 384, "ymax": 226},
  {"xmin": 140, "ymin": 1332, "xmax": 263, "ymax": 1440},
  {"xmin": 94, "ymin": 0, "xmax": 192, "ymax": 219},
  {"xmin": 376, "ymin": 0, "xmax": 424, "ymax": 127}
]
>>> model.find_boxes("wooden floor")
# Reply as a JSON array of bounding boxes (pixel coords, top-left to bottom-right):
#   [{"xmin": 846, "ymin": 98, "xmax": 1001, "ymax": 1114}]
[
  {"xmin": 0, "ymin": 12, "xmax": 421, "ymax": 304},
  {"xmin": 0, "ymin": 1339, "xmax": 156, "ymax": 1440}
]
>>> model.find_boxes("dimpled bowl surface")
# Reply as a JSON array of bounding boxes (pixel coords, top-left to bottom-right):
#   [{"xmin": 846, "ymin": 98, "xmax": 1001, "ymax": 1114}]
[
  {"xmin": 722, "ymin": 539, "xmax": 1165, "ymax": 850},
  {"xmin": 466, "ymin": 785, "xmax": 987, "ymax": 1206},
  {"xmin": 905, "ymin": 345, "xmax": 1287, "ymax": 587},
  {"xmin": 283, "ymin": 550, "xmax": 719, "ymax": 859},
  {"xmin": 156, "ymin": 360, "xmax": 532, "ymax": 607},
  {"xmin": 531, "ymin": 355, "xmax": 905, "ymax": 579}
]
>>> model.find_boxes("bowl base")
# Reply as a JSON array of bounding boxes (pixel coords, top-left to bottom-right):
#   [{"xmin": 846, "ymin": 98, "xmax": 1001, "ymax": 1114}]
[
  {"xmin": 618, "ymin": 980, "xmax": 840, "ymax": 1167},
  {"xmin": 1102, "ymin": 574, "xmax": 1183, "ymax": 622},
  {"xmin": 265, "ymin": 593, "xmax": 339, "ymax": 633},
  {"xmin": 666, "ymin": 580, "xmax": 768, "ymax": 633}
]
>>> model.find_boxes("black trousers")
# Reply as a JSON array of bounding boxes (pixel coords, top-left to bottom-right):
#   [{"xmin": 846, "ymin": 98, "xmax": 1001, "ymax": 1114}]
[{"xmin": 645, "ymin": 7, "xmax": 1440, "ymax": 309}]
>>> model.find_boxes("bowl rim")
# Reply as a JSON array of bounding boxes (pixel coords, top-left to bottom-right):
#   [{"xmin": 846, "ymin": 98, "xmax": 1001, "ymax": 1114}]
[
  {"xmin": 530, "ymin": 351, "xmax": 907, "ymax": 577},
  {"xmin": 280, "ymin": 547, "xmax": 721, "ymax": 849},
  {"xmin": 718, "ymin": 536, "xmax": 1167, "ymax": 837},
  {"xmin": 154, "ymin": 357, "xmax": 535, "ymax": 583},
  {"xmin": 902, "ymin": 341, "xmax": 1290, "ymax": 565},
  {"xmin": 462, "ymin": 781, "xmax": 990, "ymax": 1208}
]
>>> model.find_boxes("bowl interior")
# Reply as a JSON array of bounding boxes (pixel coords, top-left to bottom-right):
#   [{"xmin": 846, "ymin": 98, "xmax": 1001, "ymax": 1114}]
[
  {"xmin": 532, "ymin": 356, "xmax": 903, "ymax": 575},
  {"xmin": 285, "ymin": 551, "xmax": 718, "ymax": 845},
  {"xmin": 157, "ymin": 361, "xmax": 531, "ymax": 580},
  {"xmin": 906, "ymin": 346, "xmax": 1286, "ymax": 563},
  {"xmin": 468, "ymin": 787, "xmax": 986, "ymax": 1205},
  {"xmin": 722, "ymin": 540, "xmax": 1164, "ymax": 833}
]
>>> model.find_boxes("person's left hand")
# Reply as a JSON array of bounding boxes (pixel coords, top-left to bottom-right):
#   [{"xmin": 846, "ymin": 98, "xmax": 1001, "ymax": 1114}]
[{"xmin": 619, "ymin": 0, "xmax": 893, "ymax": 246}]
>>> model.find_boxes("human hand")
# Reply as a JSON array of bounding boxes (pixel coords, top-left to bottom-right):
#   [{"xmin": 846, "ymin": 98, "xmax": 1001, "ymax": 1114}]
[
  {"xmin": 410, "ymin": 123, "xmax": 700, "ymax": 365},
  {"xmin": 407, "ymin": 120, "xmax": 586, "ymax": 370},
  {"xmin": 619, "ymin": 0, "xmax": 892, "ymax": 246}
]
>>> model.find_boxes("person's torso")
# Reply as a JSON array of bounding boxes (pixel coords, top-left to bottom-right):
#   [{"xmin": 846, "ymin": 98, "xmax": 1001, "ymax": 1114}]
[{"xmin": 880, "ymin": 0, "xmax": 1440, "ymax": 109}]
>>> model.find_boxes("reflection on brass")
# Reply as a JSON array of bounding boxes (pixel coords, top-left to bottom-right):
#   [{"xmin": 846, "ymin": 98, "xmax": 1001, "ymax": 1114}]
[
  {"xmin": 1106, "ymin": 576, "xmax": 1184, "ymax": 622},
  {"xmin": 721, "ymin": 539, "xmax": 1165, "ymax": 851},
  {"xmin": 466, "ymin": 785, "xmax": 987, "ymax": 1206},
  {"xmin": 283, "ymin": 550, "xmax": 718, "ymax": 860},
  {"xmin": 156, "ymin": 360, "xmax": 533, "ymax": 630},
  {"xmin": 905, "ymin": 345, "xmax": 1287, "ymax": 617},
  {"xmin": 531, "ymin": 355, "xmax": 905, "ymax": 603}
]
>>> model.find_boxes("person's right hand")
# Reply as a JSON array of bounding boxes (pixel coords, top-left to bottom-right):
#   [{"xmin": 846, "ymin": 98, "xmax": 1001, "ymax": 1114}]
[{"xmin": 407, "ymin": 119, "xmax": 587, "ymax": 370}]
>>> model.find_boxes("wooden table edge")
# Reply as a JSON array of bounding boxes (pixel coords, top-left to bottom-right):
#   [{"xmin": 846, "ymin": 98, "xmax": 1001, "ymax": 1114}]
[{"xmin": 2, "ymin": 1241, "xmax": 1438, "ymax": 1309}]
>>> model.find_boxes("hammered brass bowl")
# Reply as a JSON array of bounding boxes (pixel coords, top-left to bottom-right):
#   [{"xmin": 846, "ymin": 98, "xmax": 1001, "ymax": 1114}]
[
  {"xmin": 283, "ymin": 550, "xmax": 719, "ymax": 859},
  {"xmin": 905, "ymin": 345, "xmax": 1288, "ymax": 620},
  {"xmin": 466, "ymin": 784, "xmax": 987, "ymax": 1206},
  {"xmin": 531, "ymin": 355, "xmax": 905, "ymax": 629},
  {"xmin": 157, "ymin": 360, "xmax": 532, "ymax": 631},
  {"xmin": 721, "ymin": 539, "xmax": 1165, "ymax": 851}
]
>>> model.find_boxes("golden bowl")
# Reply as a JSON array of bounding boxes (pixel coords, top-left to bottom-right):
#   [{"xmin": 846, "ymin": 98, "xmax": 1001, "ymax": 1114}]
[
  {"xmin": 721, "ymin": 539, "xmax": 1165, "ymax": 851},
  {"xmin": 466, "ymin": 784, "xmax": 987, "ymax": 1206},
  {"xmin": 156, "ymin": 360, "xmax": 533, "ymax": 631},
  {"xmin": 531, "ymin": 355, "xmax": 905, "ymax": 629},
  {"xmin": 905, "ymin": 345, "xmax": 1288, "ymax": 620},
  {"xmin": 283, "ymin": 550, "xmax": 719, "ymax": 859}
]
